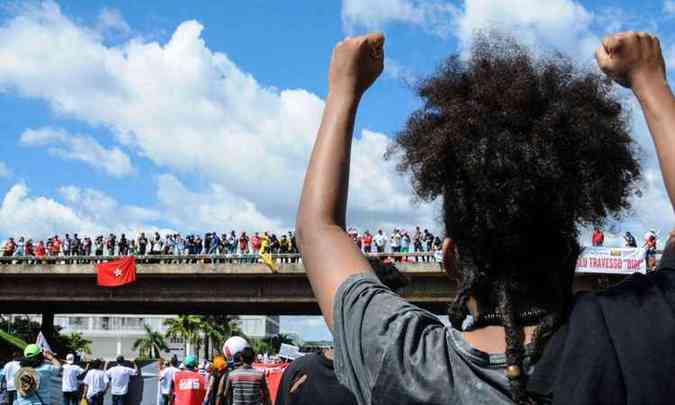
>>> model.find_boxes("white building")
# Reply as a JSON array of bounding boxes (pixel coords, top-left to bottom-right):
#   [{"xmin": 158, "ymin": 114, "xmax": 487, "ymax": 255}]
[{"xmin": 52, "ymin": 314, "xmax": 279, "ymax": 360}]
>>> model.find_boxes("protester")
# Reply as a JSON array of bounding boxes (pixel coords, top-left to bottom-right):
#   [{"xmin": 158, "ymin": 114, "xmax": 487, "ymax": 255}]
[
  {"xmin": 204, "ymin": 356, "xmax": 227, "ymax": 405},
  {"xmin": 105, "ymin": 356, "xmax": 138, "ymax": 405},
  {"xmin": 61, "ymin": 353, "xmax": 87, "ymax": 405},
  {"xmin": 645, "ymin": 230, "xmax": 658, "ymax": 271},
  {"xmin": 171, "ymin": 355, "xmax": 206, "ymax": 405},
  {"xmin": 624, "ymin": 231, "xmax": 638, "ymax": 248},
  {"xmin": 275, "ymin": 348, "xmax": 354, "ymax": 405},
  {"xmin": 592, "ymin": 227, "xmax": 605, "ymax": 246},
  {"xmin": 0, "ymin": 364, "xmax": 8, "ymax": 405},
  {"xmin": 14, "ymin": 344, "xmax": 61, "ymax": 405},
  {"xmin": 81, "ymin": 359, "xmax": 108, "ymax": 405},
  {"xmin": 373, "ymin": 230, "xmax": 386, "ymax": 253},
  {"xmin": 0, "ymin": 352, "xmax": 20, "ymax": 404},
  {"xmin": 296, "ymin": 30, "xmax": 675, "ymax": 404},
  {"xmin": 159, "ymin": 357, "xmax": 179, "ymax": 405},
  {"xmin": 223, "ymin": 348, "xmax": 271, "ymax": 405}
]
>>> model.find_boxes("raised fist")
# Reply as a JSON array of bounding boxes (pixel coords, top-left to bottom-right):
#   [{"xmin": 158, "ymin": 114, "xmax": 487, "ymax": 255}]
[
  {"xmin": 328, "ymin": 33, "xmax": 385, "ymax": 97},
  {"xmin": 595, "ymin": 32, "xmax": 666, "ymax": 89}
]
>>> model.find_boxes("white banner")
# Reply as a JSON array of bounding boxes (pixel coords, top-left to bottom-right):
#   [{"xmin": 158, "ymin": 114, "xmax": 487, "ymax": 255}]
[
  {"xmin": 576, "ymin": 247, "xmax": 646, "ymax": 275},
  {"xmin": 278, "ymin": 343, "xmax": 304, "ymax": 360},
  {"xmin": 36, "ymin": 331, "xmax": 53, "ymax": 353}
]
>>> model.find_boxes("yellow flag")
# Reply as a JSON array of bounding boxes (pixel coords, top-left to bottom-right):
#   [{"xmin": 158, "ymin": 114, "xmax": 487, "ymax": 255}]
[{"xmin": 261, "ymin": 251, "xmax": 278, "ymax": 273}]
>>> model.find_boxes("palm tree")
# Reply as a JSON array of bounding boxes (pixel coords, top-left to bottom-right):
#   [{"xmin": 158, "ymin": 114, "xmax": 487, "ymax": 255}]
[
  {"xmin": 65, "ymin": 332, "xmax": 92, "ymax": 355},
  {"xmin": 133, "ymin": 324, "xmax": 169, "ymax": 359},
  {"xmin": 164, "ymin": 315, "xmax": 202, "ymax": 356},
  {"xmin": 250, "ymin": 333, "xmax": 298, "ymax": 356},
  {"xmin": 198, "ymin": 315, "xmax": 241, "ymax": 359}
]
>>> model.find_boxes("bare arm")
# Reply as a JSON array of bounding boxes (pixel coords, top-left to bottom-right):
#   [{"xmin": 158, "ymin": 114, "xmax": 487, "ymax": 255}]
[
  {"xmin": 215, "ymin": 375, "xmax": 226, "ymax": 405},
  {"xmin": 596, "ymin": 32, "xmax": 675, "ymax": 207},
  {"xmin": 44, "ymin": 351, "xmax": 61, "ymax": 369},
  {"xmin": 296, "ymin": 33, "xmax": 384, "ymax": 329},
  {"xmin": 261, "ymin": 377, "xmax": 272, "ymax": 405}
]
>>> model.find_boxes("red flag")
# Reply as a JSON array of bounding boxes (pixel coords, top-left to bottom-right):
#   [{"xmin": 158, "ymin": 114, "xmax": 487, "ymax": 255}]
[{"xmin": 96, "ymin": 256, "xmax": 137, "ymax": 287}]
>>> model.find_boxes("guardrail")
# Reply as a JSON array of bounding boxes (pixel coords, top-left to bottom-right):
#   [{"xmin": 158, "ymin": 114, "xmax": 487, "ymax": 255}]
[{"xmin": 0, "ymin": 251, "xmax": 438, "ymax": 265}]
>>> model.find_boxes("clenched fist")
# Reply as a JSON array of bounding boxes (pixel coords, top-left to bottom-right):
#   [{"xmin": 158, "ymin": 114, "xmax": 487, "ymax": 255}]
[
  {"xmin": 328, "ymin": 33, "xmax": 385, "ymax": 97},
  {"xmin": 595, "ymin": 31, "xmax": 667, "ymax": 89}
]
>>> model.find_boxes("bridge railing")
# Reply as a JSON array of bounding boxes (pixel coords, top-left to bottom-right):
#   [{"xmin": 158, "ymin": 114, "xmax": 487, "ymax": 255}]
[{"xmin": 0, "ymin": 252, "xmax": 439, "ymax": 265}]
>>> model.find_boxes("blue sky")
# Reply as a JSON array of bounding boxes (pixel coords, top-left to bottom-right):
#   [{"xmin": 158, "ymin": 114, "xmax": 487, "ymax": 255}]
[{"xmin": 1, "ymin": 0, "xmax": 675, "ymax": 340}]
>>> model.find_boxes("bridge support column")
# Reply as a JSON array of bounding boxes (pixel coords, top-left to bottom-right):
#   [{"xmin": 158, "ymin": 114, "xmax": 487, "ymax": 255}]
[{"xmin": 41, "ymin": 312, "xmax": 55, "ymax": 338}]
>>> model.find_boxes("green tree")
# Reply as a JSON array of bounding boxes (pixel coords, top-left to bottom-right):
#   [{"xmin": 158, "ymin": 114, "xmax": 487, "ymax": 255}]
[
  {"xmin": 133, "ymin": 324, "xmax": 169, "ymax": 359},
  {"xmin": 249, "ymin": 333, "xmax": 298, "ymax": 356},
  {"xmin": 198, "ymin": 315, "xmax": 240, "ymax": 358},
  {"xmin": 164, "ymin": 315, "xmax": 202, "ymax": 356},
  {"xmin": 63, "ymin": 332, "xmax": 93, "ymax": 355}
]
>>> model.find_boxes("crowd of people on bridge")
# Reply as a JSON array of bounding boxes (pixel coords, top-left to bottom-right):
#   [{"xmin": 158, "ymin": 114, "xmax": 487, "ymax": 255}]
[{"xmin": 0, "ymin": 227, "xmax": 445, "ymax": 264}]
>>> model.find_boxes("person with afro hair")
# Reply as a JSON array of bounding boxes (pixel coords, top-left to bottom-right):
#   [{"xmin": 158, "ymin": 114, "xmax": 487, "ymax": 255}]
[{"xmin": 297, "ymin": 30, "xmax": 675, "ymax": 404}]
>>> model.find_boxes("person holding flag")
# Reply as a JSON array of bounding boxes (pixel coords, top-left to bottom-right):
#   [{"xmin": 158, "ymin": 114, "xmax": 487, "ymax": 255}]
[{"xmin": 259, "ymin": 235, "xmax": 278, "ymax": 272}]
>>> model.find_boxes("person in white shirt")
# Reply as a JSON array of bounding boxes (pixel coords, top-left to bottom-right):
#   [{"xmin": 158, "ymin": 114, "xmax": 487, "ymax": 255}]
[
  {"xmin": 1, "ymin": 352, "xmax": 21, "ymax": 404},
  {"xmin": 62, "ymin": 353, "xmax": 87, "ymax": 405},
  {"xmin": 82, "ymin": 360, "xmax": 108, "ymax": 405},
  {"xmin": 105, "ymin": 356, "xmax": 138, "ymax": 405},
  {"xmin": 159, "ymin": 357, "xmax": 179, "ymax": 405},
  {"xmin": 374, "ymin": 230, "xmax": 387, "ymax": 253}
]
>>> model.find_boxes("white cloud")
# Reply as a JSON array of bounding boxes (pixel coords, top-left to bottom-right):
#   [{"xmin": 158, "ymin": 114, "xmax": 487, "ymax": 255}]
[
  {"xmin": 0, "ymin": 2, "xmax": 433, "ymax": 234},
  {"xmin": 0, "ymin": 183, "xmax": 167, "ymax": 240},
  {"xmin": 20, "ymin": 127, "xmax": 134, "ymax": 177},
  {"xmin": 0, "ymin": 162, "xmax": 11, "ymax": 178},
  {"xmin": 96, "ymin": 7, "xmax": 130, "ymax": 36},
  {"xmin": 456, "ymin": 0, "xmax": 597, "ymax": 59},
  {"xmin": 342, "ymin": 0, "xmax": 458, "ymax": 37},
  {"xmin": 384, "ymin": 57, "xmax": 417, "ymax": 84},
  {"xmin": 155, "ymin": 174, "xmax": 283, "ymax": 233}
]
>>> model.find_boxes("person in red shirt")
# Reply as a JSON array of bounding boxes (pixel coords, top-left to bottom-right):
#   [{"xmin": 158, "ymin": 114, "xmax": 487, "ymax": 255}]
[
  {"xmin": 51, "ymin": 235, "xmax": 62, "ymax": 256},
  {"xmin": 361, "ymin": 231, "xmax": 373, "ymax": 254},
  {"xmin": 251, "ymin": 233, "xmax": 262, "ymax": 256},
  {"xmin": 239, "ymin": 232, "xmax": 249, "ymax": 255},
  {"xmin": 592, "ymin": 227, "xmax": 604, "ymax": 246},
  {"xmin": 35, "ymin": 241, "xmax": 46, "ymax": 258},
  {"xmin": 171, "ymin": 355, "xmax": 206, "ymax": 405}
]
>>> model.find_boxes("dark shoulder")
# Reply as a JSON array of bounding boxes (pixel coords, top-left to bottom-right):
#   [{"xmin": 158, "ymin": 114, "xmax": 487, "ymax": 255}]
[
  {"xmin": 596, "ymin": 269, "xmax": 675, "ymax": 300},
  {"xmin": 284, "ymin": 354, "xmax": 322, "ymax": 374}
]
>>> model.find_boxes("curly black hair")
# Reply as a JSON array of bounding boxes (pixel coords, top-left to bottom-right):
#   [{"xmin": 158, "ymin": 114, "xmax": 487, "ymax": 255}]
[{"xmin": 387, "ymin": 34, "xmax": 641, "ymax": 403}]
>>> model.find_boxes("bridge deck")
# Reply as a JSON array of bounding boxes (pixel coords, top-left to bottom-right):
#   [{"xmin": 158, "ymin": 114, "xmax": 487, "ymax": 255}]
[{"xmin": 0, "ymin": 255, "xmax": 622, "ymax": 315}]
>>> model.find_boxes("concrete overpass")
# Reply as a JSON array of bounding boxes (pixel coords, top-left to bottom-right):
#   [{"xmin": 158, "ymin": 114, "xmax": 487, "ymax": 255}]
[{"xmin": 0, "ymin": 255, "xmax": 615, "ymax": 315}]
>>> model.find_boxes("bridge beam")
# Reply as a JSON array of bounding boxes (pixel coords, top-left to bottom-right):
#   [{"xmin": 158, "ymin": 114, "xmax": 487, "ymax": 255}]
[{"xmin": 0, "ymin": 261, "xmax": 619, "ymax": 315}]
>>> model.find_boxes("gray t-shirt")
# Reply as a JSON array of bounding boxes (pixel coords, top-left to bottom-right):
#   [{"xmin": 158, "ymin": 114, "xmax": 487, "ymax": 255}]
[{"xmin": 333, "ymin": 272, "xmax": 531, "ymax": 405}]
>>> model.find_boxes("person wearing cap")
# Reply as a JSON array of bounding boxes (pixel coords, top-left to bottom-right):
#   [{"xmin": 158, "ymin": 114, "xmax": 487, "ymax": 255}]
[
  {"xmin": 171, "ymin": 355, "xmax": 206, "ymax": 405},
  {"xmin": 105, "ymin": 356, "xmax": 138, "ymax": 405},
  {"xmin": 1, "ymin": 352, "xmax": 21, "ymax": 404},
  {"xmin": 15, "ymin": 344, "xmax": 61, "ymax": 405},
  {"xmin": 204, "ymin": 356, "xmax": 227, "ymax": 405},
  {"xmin": 61, "ymin": 353, "xmax": 87, "ymax": 405}
]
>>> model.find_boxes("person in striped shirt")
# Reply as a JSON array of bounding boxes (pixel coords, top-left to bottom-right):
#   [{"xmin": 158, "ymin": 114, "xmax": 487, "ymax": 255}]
[{"xmin": 224, "ymin": 348, "xmax": 270, "ymax": 405}]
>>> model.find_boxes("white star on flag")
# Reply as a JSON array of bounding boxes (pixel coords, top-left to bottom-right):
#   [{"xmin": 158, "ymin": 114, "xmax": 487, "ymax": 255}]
[{"xmin": 113, "ymin": 268, "xmax": 123, "ymax": 277}]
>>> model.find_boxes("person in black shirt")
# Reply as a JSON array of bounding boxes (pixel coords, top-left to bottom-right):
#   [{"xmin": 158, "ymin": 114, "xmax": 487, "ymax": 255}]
[
  {"xmin": 624, "ymin": 231, "xmax": 637, "ymax": 248},
  {"xmin": 275, "ymin": 349, "xmax": 355, "ymax": 405}
]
